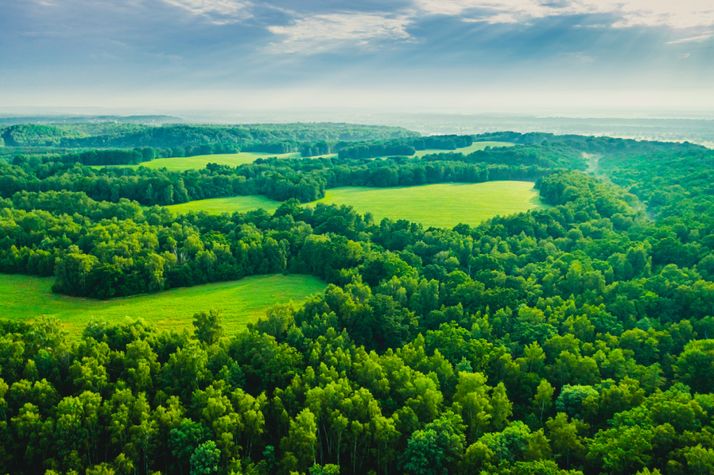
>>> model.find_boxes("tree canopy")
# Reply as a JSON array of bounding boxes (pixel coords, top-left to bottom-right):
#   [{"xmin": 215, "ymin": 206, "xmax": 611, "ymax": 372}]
[{"xmin": 0, "ymin": 126, "xmax": 712, "ymax": 474}]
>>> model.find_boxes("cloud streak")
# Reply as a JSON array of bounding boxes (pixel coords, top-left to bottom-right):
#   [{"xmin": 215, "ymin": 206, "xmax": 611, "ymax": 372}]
[
  {"xmin": 263, "ymin": 0, "xmax": 714, "ymax": 55},
  {"xmin": 413, "ymin": 0, "xmax": 714, "ymax": 29},
  {"xmin": 162, "ymin": 0, "xmax": 252, "ymax": 24},
  {"xmin": 267, "ymin": 12, "xmax": 411, "ymax": 54},
  {"xmin": 2, "ymin": 0, "xmax": 713, "ymax": 114},
  {"xmin": 667, "ymin": 31, "xmax": 714, "ymax": 45}
]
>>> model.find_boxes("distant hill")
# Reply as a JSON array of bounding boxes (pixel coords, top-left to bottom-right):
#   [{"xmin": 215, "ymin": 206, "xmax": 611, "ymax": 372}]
[
  {"xmin": 0, "ymin": 114, "xmax": 183, "ymax": 126},
  {"xmin": 0, "ymin": 122, "xmax": 418, "ymax": 151}
]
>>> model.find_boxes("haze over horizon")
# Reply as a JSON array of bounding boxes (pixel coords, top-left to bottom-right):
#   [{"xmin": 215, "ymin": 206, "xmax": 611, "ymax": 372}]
[{"xmin": 2, "ymin": 0, "xmax": 713, "ymax": 117}]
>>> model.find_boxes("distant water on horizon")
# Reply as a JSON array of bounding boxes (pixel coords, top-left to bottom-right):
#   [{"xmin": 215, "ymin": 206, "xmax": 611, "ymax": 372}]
[
  {"xmin": 359, "ymin": 114, "xmax": 714, "ymax": 149},
  {"xmin": 2, "ymin": 111, "xmax": 713, "ymax": 148},
  {"xmin": 185, "ymin": 111, "xmax": 714, "ymax": 148}
]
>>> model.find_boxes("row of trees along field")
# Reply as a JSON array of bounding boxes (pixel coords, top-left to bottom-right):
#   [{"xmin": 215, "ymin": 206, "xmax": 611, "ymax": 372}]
[
  {"xmin": 0, "ymin": 139, "xmax": 587, "ymax": 204},
  {"xmin": 0, "ymin": 123, "xmax": 423, "ymax": 164},
  {"xmin": 336, "ymin": 134, "xmax": 476, "ymax": 159},
  {"xmin": 0, "ymin": 130, "xmax": 713, "ymax": 473},
  {"xmin": 0, "ymin": 122, "xmax": 417, "ymax": 148},
  {"xmin": 2, "ymin": 125, "xmax": 498, "ymax": 166}
]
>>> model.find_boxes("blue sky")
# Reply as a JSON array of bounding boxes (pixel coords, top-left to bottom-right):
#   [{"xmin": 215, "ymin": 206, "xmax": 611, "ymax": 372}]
[{"xmin": 1, "ymin": 0, "xmax": 713, "ymax": 115}]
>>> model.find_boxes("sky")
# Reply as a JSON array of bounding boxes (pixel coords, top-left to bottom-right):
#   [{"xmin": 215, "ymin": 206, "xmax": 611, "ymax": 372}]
[{"xmin": 1, "ymin": 0, "xmax": 713, "ymax": 116}]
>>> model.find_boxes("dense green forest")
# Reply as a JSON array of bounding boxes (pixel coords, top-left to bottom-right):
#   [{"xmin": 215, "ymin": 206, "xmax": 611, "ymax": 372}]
[
  {"xmin": 0, "ymin": 134, "xmax": 585, "ymax": 204},
  {"xmin": 0, "ymin": 124, "xmax": 713, "ymax": 474},
  {"xmin": 0, "ymin": 123, "xmax": 417, "ymax": 161}
]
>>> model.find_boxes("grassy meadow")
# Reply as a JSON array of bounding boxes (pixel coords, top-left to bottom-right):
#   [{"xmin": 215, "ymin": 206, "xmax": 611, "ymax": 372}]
[
  {"xmin": 313, "ymin": 181, "xmax": 542, "ymax": 227},
  {"xmin": 139, "ymin": 151, "xmax": 298, "ymax": 171},
  {"xmin": 166, "ymin": 194, "xmax": 283, "ymax": 215},
  {"xmin": 0, "ymin": 273, "xmax": 325, "ymax": 336},
  {"xmin": 94, "ymin": 141, "xmax": 511, "ymax": 171},
  {"xmin": 92, "ymin": 151, "xmax": 299, "ymax": 171},
  {"xmin": 167, "ymin": 181, "xmax": 543, "ymax": 228},
  {"xmin": 413, "ymin": 141, "xmax": 514, "ymax": 157}
]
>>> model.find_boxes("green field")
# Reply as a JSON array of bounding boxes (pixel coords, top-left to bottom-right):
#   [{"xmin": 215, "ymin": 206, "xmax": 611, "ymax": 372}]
[
  {"xmin": 413, "ymin": 141, "xmax": 514, "ymax": 157},
  {"xmin": 93, "ymin": 142, "xmax": 510, "ymax": 170},
  {"xmin": 0, "ymin": 273, "xmax": 325, "ymax": 336},
  {"xmin": 166, "ymin": 194, "xmax": 283, "ymax": 215},
  {"xmin": 139, "ymin": 151, "xmax": 298, "ymax": 171},
  {"xmin": 167, "ymin": 181, "xmax": 543, "ymax": 228},
  {"xmin": 314, "ymin": 181, "xmax": 542, "ymax": 227},
  {"xmin": 93, "ymin": 151, "xmax": 299, "ymax": 171}
]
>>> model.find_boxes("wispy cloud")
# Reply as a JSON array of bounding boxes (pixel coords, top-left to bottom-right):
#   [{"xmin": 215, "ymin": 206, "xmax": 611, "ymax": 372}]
[
  {"xmin": 667, "ymin": 31, "xmax": 714, "ymax": 45},
  {"xmin": 462, "ymin": 13, "xmax": 520, "ymax": 25},
  {"xmin": 415, "ymin": 0, "xmax": 549, "ymax": 20},
  {"xmin": 608, "ymin": 1, "xmax": 714, "ymax": 29},
  {"xmin": 413, "ymin": 0, "xmax": 714, "ymax": 29},
  {"xmin": 267, "ymin": 12, "xmax": 412, "ymax": 54},
  {"xmin": 162, "ymin": 0, "xmax": 252, "ymax": 24}
]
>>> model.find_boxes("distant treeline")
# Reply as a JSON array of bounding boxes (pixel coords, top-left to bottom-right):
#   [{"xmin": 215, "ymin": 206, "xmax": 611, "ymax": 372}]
[
  {"xmin": 473, "ymin": 131, "xmax": 707, "ymax": 155},
  {"xmin": 35, "ymin": 134, "xmax": 509, "ymax": 166},
  {"xmin": 0, "ymin": 122, "xmax": 418, "ymax": 151},
  {"xmin": 337, "ymin": 134, "xmax": 475, "ymax": 159},
  {"xmin": 58, "ymin": 148, "xmax": 157, "ymax": 166}
]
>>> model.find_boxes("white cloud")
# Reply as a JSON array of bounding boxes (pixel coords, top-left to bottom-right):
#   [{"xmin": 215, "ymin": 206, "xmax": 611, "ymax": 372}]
[
  {"xmin": 162, "ymin": 0, "xmax": 252, "ymax": 24},
  {"xmin": 267, "ymin": 13, "xmax": 412, "ymax": 54},
  {"xmin": 463, "ymin": 13, "xmax": 520, "ymax": 25},
  {"xmin": 666, "ymin": 31, "xmax": 714, "ymax": 45},
  {"xmin": 415, "ymin": 0, "xmax": 549, "ymax": 19},
  {"xmin": 606, "ymin": 1, "xmax": 714, "ymax": 29},
  {"xmin": 413, "ymin": 0, "xmax": 714, "ymax": 29},
  {"xmin": 263, "ymin": 1, "xmax": 714, "ymax": 55}
]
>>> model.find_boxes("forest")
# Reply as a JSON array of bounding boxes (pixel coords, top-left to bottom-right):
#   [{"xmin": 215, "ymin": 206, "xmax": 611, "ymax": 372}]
[
  {"xmin": 0, "ymin": 123, "xmax": 417, "ymax": 160},
  {"xmin": 0, "ymin": 123, "xmax": 713, "ymax": 474}
]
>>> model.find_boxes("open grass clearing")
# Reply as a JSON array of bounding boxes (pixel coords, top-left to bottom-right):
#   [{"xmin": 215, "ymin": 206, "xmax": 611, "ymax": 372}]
[
  {"xmin": 167, "ymin": 181, "xmax": 544, "ymax": 228},
  {"xmin": 92, "ymin": 142, "xmax": 511, "ymax": 170},
  {"xmin": 166, "ymin": 195, "xmax": 282, "ymax": 215},
  {"xmin": 413, "ymin": 141, "xmax": 514, "ymax": 158},
  {"xmin": 140, "ymin": 151, "xmax": 299, "ymax": 171},
  {"xmin": 93, "ymin": 151, "xmax": 299, "ymax": 171},
  {"xmin": 0, "ymin": 273, "xmax": 326, "ymax": 337},
  {"xmin": 313, "ymin": 181, "xmax": 542, "ymax": 228}
]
